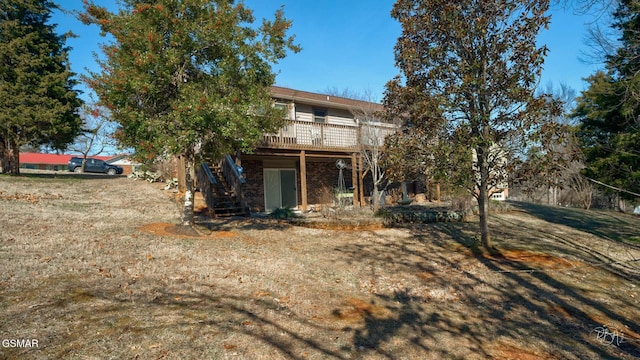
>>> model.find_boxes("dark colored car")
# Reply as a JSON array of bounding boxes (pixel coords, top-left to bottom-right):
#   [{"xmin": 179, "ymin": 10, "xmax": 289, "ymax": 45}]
[{"xmin": 68, "ymin": 157, "xmax": 123, "ymax": 175}]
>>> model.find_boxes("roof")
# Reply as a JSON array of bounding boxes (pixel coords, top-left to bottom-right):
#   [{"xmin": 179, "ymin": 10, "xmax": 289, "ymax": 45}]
[
  {"xmin": 19, "ymin": 152, "xmax": 113, "ymax": 165},
  {"xmin": 270, "ymin": 86, "xmax": 384, "ymax": 112}
]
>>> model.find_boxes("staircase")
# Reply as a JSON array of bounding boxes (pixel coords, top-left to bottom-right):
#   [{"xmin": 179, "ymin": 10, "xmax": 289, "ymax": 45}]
[
  {"xmin": 197, "ymin": 159, "xmax": 249, "ymax": 218},
  {"xmin": 209, "ymin": 163, "xmax": 247, "ymax": 217}
]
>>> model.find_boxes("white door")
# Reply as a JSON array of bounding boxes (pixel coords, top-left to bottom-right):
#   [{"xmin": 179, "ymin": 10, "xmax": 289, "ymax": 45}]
[{"xmin": 263, "ymin": 169, "xmax": 297, "ymax": 212}]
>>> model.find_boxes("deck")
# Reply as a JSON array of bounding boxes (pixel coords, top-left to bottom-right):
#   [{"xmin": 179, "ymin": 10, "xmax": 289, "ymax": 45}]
[{"xmin": 259, "ymin": 119, "xmax": 397, "ymax": 152}]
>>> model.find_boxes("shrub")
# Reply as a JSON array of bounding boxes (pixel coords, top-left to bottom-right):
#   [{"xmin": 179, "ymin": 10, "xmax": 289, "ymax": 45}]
[
  {"xmin": 376, "ymin": 206, "xmax": 466, "ymax": 225},
  {"xmin": 270, "ymin": 207, "xmax": 299, "ymax": 219}
]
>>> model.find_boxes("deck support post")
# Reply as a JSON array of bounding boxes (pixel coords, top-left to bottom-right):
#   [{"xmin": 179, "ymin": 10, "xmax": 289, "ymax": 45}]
[
  {"xmin": 351, "ymin": 152, "xmax": 359, "ymax": 206},
  {"xmin": 358, "ymin": 154, "xmax": 364, "ymax": 207},
  {"xmin": 300, "ymin": 150, "xmax": 308, "ymax": 211}
]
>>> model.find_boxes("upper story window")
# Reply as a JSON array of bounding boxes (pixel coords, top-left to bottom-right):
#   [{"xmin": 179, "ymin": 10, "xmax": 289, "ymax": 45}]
[
  {"xmin": 274, "ymin": 101, "xmax": 292, "ymax": 119},
  {"xmin": 313, "ymin": 109, "xmax": 326, "ymax": 123}
]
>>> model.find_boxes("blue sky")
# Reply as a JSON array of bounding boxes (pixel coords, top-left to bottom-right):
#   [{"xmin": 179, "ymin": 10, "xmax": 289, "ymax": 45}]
[{"xmin": 51, "ymin": 0, "xmax": 607, "ymax": 103}]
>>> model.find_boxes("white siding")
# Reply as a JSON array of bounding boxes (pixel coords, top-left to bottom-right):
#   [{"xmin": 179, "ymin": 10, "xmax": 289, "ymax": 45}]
[
  {"xmin": 293, "ymin": 103, "xmax": 357, "ymax": 127},
  {"xmin": 294, "ymin": 104, "xmax": 313, "ymax": 122}
]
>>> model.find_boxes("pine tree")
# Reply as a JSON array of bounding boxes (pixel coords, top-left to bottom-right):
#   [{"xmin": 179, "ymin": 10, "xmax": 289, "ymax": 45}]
[
  {"xmin": 80, "ymin": 0, "xmax": 300, "ymax": 225},
  {"xmin": 0, "ymin": 0, "xmax": 82, "ymax": 174},
  {"xmin": 574, "ymin": 71, "xmax": 640, "ymax": 200},
  {"xmin": 572, "ymin": 0, "xmax": 640, "ymax": 200}
]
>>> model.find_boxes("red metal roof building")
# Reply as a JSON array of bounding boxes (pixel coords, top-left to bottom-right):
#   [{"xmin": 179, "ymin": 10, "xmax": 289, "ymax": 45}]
[{"xmin": 19, "ymin": 153, "xmax": 112, "ymax": 171}]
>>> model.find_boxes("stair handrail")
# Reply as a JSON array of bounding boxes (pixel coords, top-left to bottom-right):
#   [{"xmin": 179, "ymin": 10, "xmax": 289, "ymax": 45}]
[
  {"xmin": 223, "ymin": 155, "xmax": 246, "ymax": 184},
  {"xmin": 197, "ymin": 163, "xmax": 217, "ymax": 211},
  {"xmin": 222, "ymin": 155, "xmax": 248, "ymax": 213},
  {"xmin": 201, "ymin": 163, "xmax": 217, "ymax": 185}
]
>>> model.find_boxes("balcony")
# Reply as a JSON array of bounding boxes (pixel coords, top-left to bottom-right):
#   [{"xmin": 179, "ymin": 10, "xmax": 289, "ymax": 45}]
[{"xmin": 260, "ymin": 119, "xmax": 397, "ymax": 152}]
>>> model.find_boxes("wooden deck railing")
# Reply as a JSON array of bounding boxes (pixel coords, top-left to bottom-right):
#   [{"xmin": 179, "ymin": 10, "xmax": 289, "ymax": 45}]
[{"xmin": 260, "ymin": 120, "xmax": 397, "ymax": 151}]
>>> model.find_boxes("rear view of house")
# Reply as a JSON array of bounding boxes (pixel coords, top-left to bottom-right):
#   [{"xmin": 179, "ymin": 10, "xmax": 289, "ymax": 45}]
[{"xmin": 198, "ymin": 86, "xmax": 397, "ymax": 215}]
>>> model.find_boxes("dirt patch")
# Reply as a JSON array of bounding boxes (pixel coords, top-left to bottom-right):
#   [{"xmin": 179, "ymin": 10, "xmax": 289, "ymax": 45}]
[
  {"xmin": 492, "ymin": 342, "xmax": 558, "ymax": 360},
  {"xmin": 291, "ymin": 218, "xmax": 385, "ymax": 231},
  {"xmin": 488, "ymin": 249, "xmax": 583, "ymax": 269},
  {"xmin": 137, "ymin": 222, "xmax": 237, "ymax": 239},
  {"xmin": 0, "ymin": 190, "xmax": 62, "ymax": 204},
  {"xmin": 450, "ymin": 245, "xmax": 583, "ymax": 270},
  {"xmin": 332, "ymin": 298, "xmax": 392, "ymax": 323}
]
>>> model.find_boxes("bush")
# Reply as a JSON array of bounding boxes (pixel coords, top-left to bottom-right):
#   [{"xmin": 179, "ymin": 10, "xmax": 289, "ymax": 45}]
[
  {"xmin": 376, "ymin": 205, "xmax": 466, "ymax": 225},
  {"xmin": 270, "ymin": 207, "xmax": 299, "ymax": 220}
]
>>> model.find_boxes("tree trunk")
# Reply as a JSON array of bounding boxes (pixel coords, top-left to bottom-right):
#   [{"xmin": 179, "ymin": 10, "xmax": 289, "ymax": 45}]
[
  {"xmin": 371, "ymin": 157, "xmax": 380, "ymax": 211},
  {"xmin": 0, "ymin": 135, "xmax": 8, "ymax": 174},
  {"xmin": 401, "ymin": 181, "xmax": 408, "ymax": 201},
  {"xmin": 478, "ymin": 184, "xmax": 492, "ymax": 250},
  {"xmin": 372, "ymin": 186, "xmax": 380, "ymax": 212},
  {"xmin": 477, "ymin": 147, "xmax": 492, "ymax": 251},
  {"xmin": 9, "ymin": 139, "xmax": 20, "ymax": 175},
  {"xmin": 182, "ymin": 156, "xmax": 195, "ymax": 226}
]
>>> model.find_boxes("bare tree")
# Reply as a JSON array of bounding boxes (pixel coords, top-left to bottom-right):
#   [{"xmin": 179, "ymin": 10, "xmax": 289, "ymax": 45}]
[
  {"xmin": 351, "ymin": 93, "xmax": 395, "ymax": 211},
  {"xmin": 69, "ymin": 102, "xmax": 117, "ymax": 172},
  {"xmin": 322, "ymin": 86, "xmax": 367, "ymax": 101},
  {"xmin": 323, "ymin": 87, "xmax": 397, "ymax": 211}
]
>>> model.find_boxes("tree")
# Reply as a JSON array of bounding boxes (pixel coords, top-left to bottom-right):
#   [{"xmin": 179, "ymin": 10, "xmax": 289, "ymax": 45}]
[
  {"xmin": 352, "ymin": 95, "xmax": 391, "ymax": 212},
  {"xmin": 69, "ymin": 100, "xmax": 118, "ymax": 172},
  {"xmin": 608, "ymin": 0, "xmax": 640, "ymax": 111},
  {"xmin": 569, "ymin": 0, "xmax": 640, "ymax": 203},
  {"xmin": 80, "ymin": 0, "xmax": 300, "ymax": 225},
  {"xmin": 384, "ymin": 0, "xmax": 559, "ymax": 251},
  {"xmin": 323, "ymin": 87, "xmax": 395, "ymax": 211},
  {"xmin": 573, "ymin": 71, "xmax": 640, "ymax": 201},
  {"xmin": 512, "ymin": 83, "xmax": 581, "ymax": 206},
  {"xmin": 0, "ymin": 0, "xmax": 83, "ymax": 174}
]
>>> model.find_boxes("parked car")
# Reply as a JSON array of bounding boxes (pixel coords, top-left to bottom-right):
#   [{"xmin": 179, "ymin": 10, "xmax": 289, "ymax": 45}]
[{"xmin": 68, "ymin": 157, "xmax": 123, "ymax": 175}]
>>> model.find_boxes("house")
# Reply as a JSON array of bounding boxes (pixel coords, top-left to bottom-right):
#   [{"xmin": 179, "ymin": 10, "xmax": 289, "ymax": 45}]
[
  {"xmin": 198, "ymin": 86, "xmax": 398, "ymax": 214},
  {"xmin": 471, "ymin": 145, "xmax": 509, "ymax": 201},
  {"xmin": 19, "ymin": 152, "xmax": 111, "ymax": 171},
  {"xmin": 104, "ymin": 154, "xmax": 141, "ymax": 176}
]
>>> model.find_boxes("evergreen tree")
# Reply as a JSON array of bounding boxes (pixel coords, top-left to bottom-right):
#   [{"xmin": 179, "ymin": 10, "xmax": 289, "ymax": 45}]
[
  {"xmin": 572, "ymin": 0, "xmax": 640, "ymax": 201},
  {"xmin": 80, "ymin": 0, "xmax": 299, "ymax": 225},
  {"xmin": 384, "ymin": 0, "xmax": 559, "ymax": 251},
  {"xmin": 0, "ymin": 0, "xmax": 82, "ymax": 174},
  {"xmin": 574, "ymin": 71, "xmax": 640, "ymax": 200}
]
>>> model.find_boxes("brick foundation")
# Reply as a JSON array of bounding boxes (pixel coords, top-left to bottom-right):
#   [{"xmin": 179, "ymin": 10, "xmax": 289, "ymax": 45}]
[{"xmin": 242, "ymin": 157, "xmax": 366, "ymax": 212}]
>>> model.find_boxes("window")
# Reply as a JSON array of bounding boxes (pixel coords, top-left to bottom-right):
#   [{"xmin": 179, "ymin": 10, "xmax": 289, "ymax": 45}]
[
  {"xmin": 313, "ymin": 109, "xmax": 326, "ymax": 123},
  {"xmin": 274, "ymin": 101, "xmax": 291, "ymax": 119}
]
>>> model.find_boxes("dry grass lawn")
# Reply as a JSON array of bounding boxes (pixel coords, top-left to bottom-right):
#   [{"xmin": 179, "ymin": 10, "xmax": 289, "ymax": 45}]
[{"xmin": 1, "ymin": 171, "xmax": 639, "ymax": 359}]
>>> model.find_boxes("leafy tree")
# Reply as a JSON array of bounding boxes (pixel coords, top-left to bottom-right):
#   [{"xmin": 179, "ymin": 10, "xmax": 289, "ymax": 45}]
[
  {"xmin": 80, "ymin": 0, "xmax": 300, "ymax": 225},
  {"xmin": 384, "ymin": 0, "xmax": 559, "ymax": 251},
  {"xmin": 0, "ymin": 0, "xmax": 82, "ymax": 174}
]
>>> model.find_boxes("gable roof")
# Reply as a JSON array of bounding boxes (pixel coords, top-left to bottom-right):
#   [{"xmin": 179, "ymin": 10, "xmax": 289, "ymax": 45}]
[
  {"xmin": 19, "ymin": 152, "xmax": 112, "ymax": 165},
  {"xmin": 270, "ymin": 86, "xmax": 384, "ymax": 112}
]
